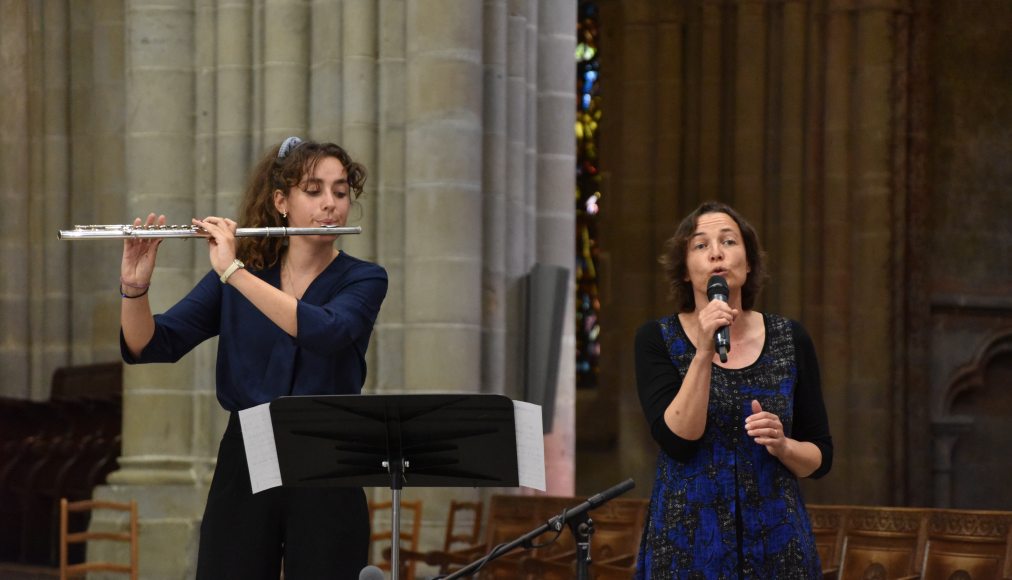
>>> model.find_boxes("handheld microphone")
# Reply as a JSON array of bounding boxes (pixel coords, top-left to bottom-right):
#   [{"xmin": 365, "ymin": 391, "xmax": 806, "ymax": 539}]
[
  {"xmin": 706, "ymin": 275, "xmax": 731, "ymax": 363},
  {"xmin": 359, "ymin": 565, "xmax": 385, "ymax": 580}
]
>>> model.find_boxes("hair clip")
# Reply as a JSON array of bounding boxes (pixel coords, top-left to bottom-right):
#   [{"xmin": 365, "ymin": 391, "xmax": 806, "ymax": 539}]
[{"xmin": 277, "ymin": 136, "xmax": 303, "ymax": 160}]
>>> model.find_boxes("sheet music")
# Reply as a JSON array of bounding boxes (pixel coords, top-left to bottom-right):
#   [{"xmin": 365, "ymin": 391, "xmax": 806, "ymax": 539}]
[
  {"xmin": 512, "ymin": 400, "xmax": 546, "ymax": 491},
  {"xmin": 238, "ymin": 403, "xmax": 283, "ymax": 494}
]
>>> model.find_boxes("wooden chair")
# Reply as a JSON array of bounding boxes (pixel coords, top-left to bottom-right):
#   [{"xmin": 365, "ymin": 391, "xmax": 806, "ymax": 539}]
[
  {"xmin": 917, "ymin": 509, "xmax": 1012, "ymax": 580},
  {"xmin": 807, "ymin": 504, "xmax": 850, "ymax": 578},
  {"xmin": 440, "ymin": 500, "xmax": 484, "ymax": 568},
  {"xmin": 370, "ymin": 498, "xmax": 423, "ymax": 580},
  {"xmin": 59, "ymin": 498, "xmax": 138, "ymax": 580},
  {"xmin": 520, "ymin": 498, "xmax": 648, "ymax": 579},
  {"xmin": 398, "ymin": 495, "xmax": 574, "ymax": 579},
  {"xmin": 836, "ymin": 506, "xmax": 928, "ymax": 580}
]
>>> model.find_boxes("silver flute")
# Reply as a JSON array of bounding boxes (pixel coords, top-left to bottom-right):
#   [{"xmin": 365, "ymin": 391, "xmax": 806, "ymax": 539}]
[{"xmin": 58, "ymin": 224, "xmax": 362, "ymax": 240}]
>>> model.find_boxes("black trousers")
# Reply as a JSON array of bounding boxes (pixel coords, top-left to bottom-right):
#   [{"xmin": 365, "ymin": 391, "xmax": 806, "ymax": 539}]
[{"xmin": 196, "ymin": 413, "xmax": 370, "ymax": 580}]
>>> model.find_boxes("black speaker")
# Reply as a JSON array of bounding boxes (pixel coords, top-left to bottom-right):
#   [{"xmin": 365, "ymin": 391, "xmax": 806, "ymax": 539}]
[{"xmin": 523, "ymin": 263, "xmax": 570, "ymax": 433}]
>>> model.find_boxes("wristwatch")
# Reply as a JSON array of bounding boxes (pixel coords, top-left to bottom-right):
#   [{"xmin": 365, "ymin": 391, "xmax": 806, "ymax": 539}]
[{"xmin": 220, "ymin": 258, "xmax": 245, "ymax": 284}]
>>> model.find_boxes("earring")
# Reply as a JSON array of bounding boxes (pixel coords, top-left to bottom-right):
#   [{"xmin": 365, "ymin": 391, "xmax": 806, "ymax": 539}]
[{"xmin": 282, "ymin": 211, "xmax": 287, "ymax": 219}]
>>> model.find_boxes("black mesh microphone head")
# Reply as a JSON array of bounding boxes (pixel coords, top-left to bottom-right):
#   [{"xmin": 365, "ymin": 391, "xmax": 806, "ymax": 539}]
[{"xmin": 706, "ymin": 275, "xmax": 729, "ymax": 301}]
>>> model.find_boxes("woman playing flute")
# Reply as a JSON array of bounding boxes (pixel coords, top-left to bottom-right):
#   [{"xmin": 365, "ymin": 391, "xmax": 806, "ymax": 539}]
[{"xmin": 119, "ymin": 137, "xmax": 387, "ymax": 579}]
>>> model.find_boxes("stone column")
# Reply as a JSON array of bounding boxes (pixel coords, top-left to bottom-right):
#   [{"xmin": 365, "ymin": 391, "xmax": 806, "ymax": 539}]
[
  {"xmin": 849, "ymin": 0, "xmax": 897, "ymax": 504},
  {"xmin": 524, "ymin": 0, "xmax": 538, "ymax": 269},
  {"xmin": 375, "ymin": 0, "xmax": 406, "ymax": 393},
  {"xmin": 309, "ymin": 0, "xmax": 344, "ymax": 144},
  {"xmin": 537, "ymin": 0, "xmax": 576, "ymax": 494},
  {"xmin": 398, "ymin": 0, "xmax": 485, "ymax": 563},
  {"xmin": 339, "ymin": 0, "xmax": 379, "ymax": 265},
  {"xmin": 820, "ymin": 0, "xmax": 854, "ymax": 498},
  {"xmin": 732, "ymin": 0, "xmax": 766, "ymax": 224},
  {"xmin": 403, "ymin": 0, "xmax": 483, "ymax": 393},
  {"xmin": 594, "ymin": 0, "xmax": 659, "ymax": 495},
  {"xmin": 215, "ymin": 0, "xmax": 252, "ymax": 216},
  {"xmin": 504, "ymin": 0, "xmax": 531, "ymax": 394},
  {"xmin": 698, "ymin": 0, "xmax": 724, "ymax": 201},
  {"xmin": 0, "ymin": 0, "xmax": 31, "ymax": 399},
  {"xmin": 70, "ymin": 0, "xmax": 128, "ymax": 364},
  {"xmin": 263, "ymin": 0, "xmax": 309, "ymax": 143},
  {"xmin": 774, "ymin": 0, "xmax": 808, "ymax": 319},
  {"xmin": 39, "ymin": 0, "xmax": 73, "ymax": 392},
  {"xmin": 483, "ymin": 0, "xmax": 509, "ymax": 397},
  {"xmin": 100, "ymin": 2, "xmax": 207, "ymax": 577}
]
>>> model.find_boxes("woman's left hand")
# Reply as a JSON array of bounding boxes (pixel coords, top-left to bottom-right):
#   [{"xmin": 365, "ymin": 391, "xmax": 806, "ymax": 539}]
[
  {"xmin": 194, "ymin": 216, "xmax": 238, "ymax": 275},
  {"xmin": 745, "ymin": 399, "xmax": 787, "ymax": 456}
]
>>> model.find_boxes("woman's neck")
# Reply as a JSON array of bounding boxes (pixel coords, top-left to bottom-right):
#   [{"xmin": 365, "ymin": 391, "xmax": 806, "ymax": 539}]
[{"xmin": 284, "ymin": 239, "xmax": 338, "ymax": 273}]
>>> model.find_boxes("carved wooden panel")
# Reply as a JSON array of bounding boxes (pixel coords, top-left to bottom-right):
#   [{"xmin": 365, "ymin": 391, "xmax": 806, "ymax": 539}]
[
  {"xmin": 921, "ymin": 510, "xmax": 1012, "ymax": 580},
  {"xmin": 838, "ymin": 507, "xmax": 929, "ymax": 580},
  {"xmin": 807, "ymin": 504, "xmax": 850, "ymax": 569}
]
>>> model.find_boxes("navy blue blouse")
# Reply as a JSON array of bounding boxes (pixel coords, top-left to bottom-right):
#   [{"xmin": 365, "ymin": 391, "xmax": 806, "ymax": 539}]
[{"xmin": 122, "ymin": 252, "xmax": 388, "ymax": 411}]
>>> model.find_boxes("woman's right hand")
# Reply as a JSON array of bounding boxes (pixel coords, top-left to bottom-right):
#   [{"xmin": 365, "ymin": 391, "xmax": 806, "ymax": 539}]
[
  {"xmin": 693, "ymin": 298, "xmax": 738, "ymax": 356},
  {"xmin": 121, "ymin": 213, "xmax": 165, "ymax": 288}
]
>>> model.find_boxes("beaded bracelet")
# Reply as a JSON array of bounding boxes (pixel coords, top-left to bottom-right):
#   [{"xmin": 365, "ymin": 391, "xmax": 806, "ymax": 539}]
[{"xmin": 120, "ymin": 278, "xmax": 150, "ymax": 299}]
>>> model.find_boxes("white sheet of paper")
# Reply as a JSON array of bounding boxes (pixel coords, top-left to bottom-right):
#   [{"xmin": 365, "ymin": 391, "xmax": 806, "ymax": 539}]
[
  {"xmin": 238, "ymin": 403, "xmax": 283, "ymax": 494},
  {"xmin": 512, "ymin": 400, "xmax": 546, "ymax": 491}
]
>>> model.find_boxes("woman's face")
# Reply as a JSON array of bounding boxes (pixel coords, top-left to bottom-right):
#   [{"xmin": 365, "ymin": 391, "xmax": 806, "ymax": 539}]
[
  {"xmin": 274, "ymin": 155, "xmax": 351, "ymax": 232},
  {"xmin": 684, "ymin": 211, "xmax": 750, "ymax": 300}
]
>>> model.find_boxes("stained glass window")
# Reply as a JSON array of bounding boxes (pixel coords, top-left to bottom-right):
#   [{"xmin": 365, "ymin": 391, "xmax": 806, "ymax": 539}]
[{"xmin": 576, "ymin": 0, "xmax": 601, "ymax": 389}]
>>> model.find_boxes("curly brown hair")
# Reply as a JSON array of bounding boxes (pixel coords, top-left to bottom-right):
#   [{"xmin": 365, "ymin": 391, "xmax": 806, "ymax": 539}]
[
  {"xmin": 660, "ymin": 201, "xmax": 767, "ymax": 312},
  {"xmin": 236, "ymin": 140, "xmax": 367, "ymax": 271}
]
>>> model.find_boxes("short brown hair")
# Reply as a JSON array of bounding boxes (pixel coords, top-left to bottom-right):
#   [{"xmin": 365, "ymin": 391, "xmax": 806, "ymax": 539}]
[
  {"xmin": 660, "ymin": 201, "xmax": 767, "ymax": 312},
  {"xmin": 236, "ymin": 141, "xmax": 367, "ymax": 271}
]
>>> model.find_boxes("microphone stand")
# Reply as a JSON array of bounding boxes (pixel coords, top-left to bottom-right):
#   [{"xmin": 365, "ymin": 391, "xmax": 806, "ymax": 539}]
[
  {"xmin": 436, "ymin": 478, "xmax": 635, "ymax": 580},
  {"xmin": 566, "ymin": 509, "xmax": 594, "ymax": 580}
]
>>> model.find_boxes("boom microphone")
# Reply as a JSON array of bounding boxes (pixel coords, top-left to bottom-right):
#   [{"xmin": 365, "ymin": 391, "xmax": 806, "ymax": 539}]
[{"xmin": 706, "ymin": 275, "xmax": 731, "ymax": 363}]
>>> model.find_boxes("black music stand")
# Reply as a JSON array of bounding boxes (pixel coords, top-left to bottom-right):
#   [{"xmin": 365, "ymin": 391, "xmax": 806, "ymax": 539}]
[{"xmin": 268, "ymin": 394, "xmax": 522, "ymax": 580}]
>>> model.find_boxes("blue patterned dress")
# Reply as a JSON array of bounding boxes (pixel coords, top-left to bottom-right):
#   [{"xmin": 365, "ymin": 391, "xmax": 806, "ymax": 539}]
[{"xmin": 634, "ymin": 313, "xmax": 825, "ymax": 579}]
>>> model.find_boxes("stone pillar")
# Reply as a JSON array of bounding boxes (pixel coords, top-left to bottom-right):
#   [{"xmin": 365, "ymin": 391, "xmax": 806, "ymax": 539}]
[
  {"xmin": 819, "ymin": 0, "xmax": 854, "ymax": 498},
  {"xmin": 504, "ymin": 0, "xmax": 531, "ymax": 395},
  {"xmin": 774, "ymin": 0, "xmax": 808, "ymax": 319},
  {"xmin": 99, "ymin": 2, "xmax": 207, "ymax": 577},
  {"xmin": 397, "ymin": 0, "xmax": 485, "ymax": 564},
  {"xmin": 39, "ymin": 0, "xmax": 73, "ymax": 393},
  {"xmin": 375, "ymin": 0, "xmax": 407, "ymax": 393},
  {"xmin": 310, "ymin": 0, "xmax": 344, "ymax": 144},
  {"xmin": 403, "ymin": 0, "xmax": 483, "ymax": 393},
  {"xmin": 263, "ymin": 0, "xmax": 309, "ymax": 143},
  {"xmin": 339, "ymin": 0, "xmax": 379, "ymax": 265},
  {"xmin": 849, "ymin": 0, "xmax": 896, "ymax": 503},
  {"xmin": 732, "ymin": 0, "xmax": 766, "ymax": 224},
  {"xmin": 215, "ymin": 0, "xmax": 252, "ymax": 216},
  {"xmin": 483, "ymin": 0, "xmax": 508, "ymax": 398},
  {"xmin": 537, "ymin": 0, "xmax": 576, "ymax": 495},
  {"xmin": 69, "ymin": 0, "xmax": 127, "ymax": 364},
  {"xmin": 595, "ymin": 0, "xmax": 660, "ymax": 495},
  {"xmin": 698, "ymin": 0, "xmax": 724, "ymax": 201},
  {"xmin": 0, "ymin": 0, "xmax": 31, "ymax": 399}
]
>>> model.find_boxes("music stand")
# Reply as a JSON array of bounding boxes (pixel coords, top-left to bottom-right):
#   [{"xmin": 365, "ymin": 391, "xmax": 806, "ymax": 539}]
[{"xmin": 268, "ymin": 394, "xmax": 522, "ymax": 580}]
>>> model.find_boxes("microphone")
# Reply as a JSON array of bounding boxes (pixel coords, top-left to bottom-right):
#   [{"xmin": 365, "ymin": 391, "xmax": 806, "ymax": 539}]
[
  {"xmin": 359, "ymin": 565, "xmax": 385, "ymax": 580},
  {"xmin": 706, "ymin": 275, "xmax": 731, "ymax": 363}
]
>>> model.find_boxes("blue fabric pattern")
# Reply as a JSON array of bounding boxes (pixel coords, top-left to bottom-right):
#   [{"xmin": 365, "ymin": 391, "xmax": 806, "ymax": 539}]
[{"xmin": 635, "ymin": 313, "xmax": 821, "ymax": 579}]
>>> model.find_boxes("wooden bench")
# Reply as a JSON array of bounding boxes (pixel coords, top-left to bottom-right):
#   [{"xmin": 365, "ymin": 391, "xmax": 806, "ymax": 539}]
[{"xmin": 806, "ymin": 504, "xmax": 1012, "ymax": 580}]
